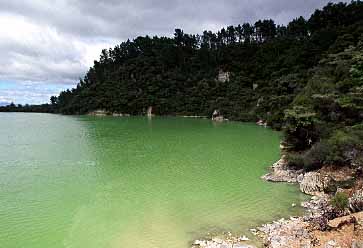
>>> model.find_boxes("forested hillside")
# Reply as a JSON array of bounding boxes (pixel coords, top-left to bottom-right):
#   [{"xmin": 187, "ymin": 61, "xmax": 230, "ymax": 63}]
[{"xmin": 52, "ymin": 2, "xmax": 363, "ymax": 120}]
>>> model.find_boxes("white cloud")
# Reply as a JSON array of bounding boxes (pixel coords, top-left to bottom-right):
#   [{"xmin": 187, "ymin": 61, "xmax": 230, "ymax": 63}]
[{"xmin": 0, "ymin": 13, "xmax": 117, "ymax": 85}]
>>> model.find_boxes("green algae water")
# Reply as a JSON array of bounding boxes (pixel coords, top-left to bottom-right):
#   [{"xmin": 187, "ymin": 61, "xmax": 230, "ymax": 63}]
[{"xmin": 0, "ymin": 113, "xmax": 306, "ymax": 248}]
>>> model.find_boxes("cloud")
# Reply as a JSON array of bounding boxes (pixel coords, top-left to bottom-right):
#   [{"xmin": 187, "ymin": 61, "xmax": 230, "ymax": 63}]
[
  {"xmin": 0, "ymin": 81, "xmax": 71, "ymax": 105},
  {"xmin": 0, "ymin": 0, "xmax": 349, "ymax": 104},
  {"xmin": 0, "ymin": 13, "xmax": 116, "ymax": 84}
]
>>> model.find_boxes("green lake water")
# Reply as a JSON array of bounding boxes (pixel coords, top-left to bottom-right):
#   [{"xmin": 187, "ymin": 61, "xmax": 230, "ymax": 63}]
[{"xmin": 0, "ymin": 113, "xmax": 306, "ymax": 248}]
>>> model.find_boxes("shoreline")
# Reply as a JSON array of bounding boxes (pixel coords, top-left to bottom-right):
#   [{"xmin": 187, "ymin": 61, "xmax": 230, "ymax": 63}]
[
  {"xmin": 256, "ymin": 156, "xmax": 363, "ymax": 248},
  {"xmin": 192, "ymin": 149, "xmax": 363, "ymax": 248}
]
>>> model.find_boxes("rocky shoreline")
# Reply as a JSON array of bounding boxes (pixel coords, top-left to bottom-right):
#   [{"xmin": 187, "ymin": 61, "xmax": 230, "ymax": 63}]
[
  {"xmin": 257, "ymin": 157, "xmax": 363, "ymax": 248},
  {"xmin": 192, "ymin": 155, "xmax": 363, "ymax": 248}
]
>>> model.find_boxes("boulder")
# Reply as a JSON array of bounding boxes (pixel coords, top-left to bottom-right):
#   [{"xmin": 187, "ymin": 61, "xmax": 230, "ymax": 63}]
[
  {"xmin": 350, "ymin": 190, "xmax": 363, "ymax": 213},
  {"xmin": 299, "ymin": 172, "xmax": 333, "ymax": 195},
  {"xmin": 257, "ymin": 217, "xmax": 313, "ymax": 248},
  {"xmin": 211, "ymin": 109, "xmax": 226, "ymax": 122},
  {"xmin": 262, "ymin": 157, "xmax": 301, "ymax": 183},
  {"xmin": 327, "ymin": 215, "xmax": 356, "ymax": 229},
  {"xmin": 327, "ymin": 211, "xmax": 363, "ymax": 229}
]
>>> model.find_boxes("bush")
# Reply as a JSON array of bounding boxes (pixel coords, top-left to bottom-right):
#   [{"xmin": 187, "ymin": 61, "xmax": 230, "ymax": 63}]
[
  {"xmin": 303, "ymin": 142, "xmax": 329, "ymax": 171},
  {"xmin": 331, "ymin": 192, "xmax": 349, "ymax": 210},
  {"xmin": 286, "ymin": 153, "xmax": 305, "ymax": 170},
  {"xmin": 326, "ymin": 129, "xmax": 363, "ymax": 166},
  {"xmin": 286, "ymin": 127, "xmax": 363, "ymax": 171}
]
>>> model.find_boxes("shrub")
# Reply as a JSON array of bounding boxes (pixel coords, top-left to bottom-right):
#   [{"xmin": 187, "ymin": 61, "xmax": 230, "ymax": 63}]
[
  {"xmin": 286, "ymin": 153, "xmax": 305, "ymax": 170},
  {"xmin": 331, "ymin": 192, "xmax": 349, "ymax": 210},
  {"xmin": 303, "ymin": 142, "xmax": 329, "ymax": 171},
  {"xmin": 326, "ymin": 129, "xmax": 363, "ymax": 166}
]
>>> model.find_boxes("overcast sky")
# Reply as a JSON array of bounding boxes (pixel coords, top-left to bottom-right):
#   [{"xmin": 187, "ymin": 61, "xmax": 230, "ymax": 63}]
[{"xmin": 0, "ymin": 0, "xmax": 348, "ymax": 104}]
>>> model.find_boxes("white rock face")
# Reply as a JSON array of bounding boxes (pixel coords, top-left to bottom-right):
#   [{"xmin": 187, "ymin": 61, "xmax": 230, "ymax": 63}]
[
  {"xmin": 261, "ymin": 157, "xmax": 300, "ymax": 183},
  {"xmin": 147, "ymin": 106, "xmax": 153, "ymax": 117},
  {"xmin": 192, "ymin": 237, "xmax": 255, "ymax": 248},
  {"xmin": 299, "ymin": 172, "xmax": 332, "ymax": 195},
  {"xmin": 350, "ymin": 190, "xmax": 363, "ymax": 213},
  {"xmin": 217, "ymin": 70, "xmax": 230, "ymax": 82},
  {"xmin": 88, "ymin": 109, "xmax": 108, "ymax": 116}
]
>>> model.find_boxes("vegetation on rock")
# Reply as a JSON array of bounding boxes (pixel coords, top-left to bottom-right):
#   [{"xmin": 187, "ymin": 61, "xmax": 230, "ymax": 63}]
[{"xmin": 331, "ymin": 192, "xmax": 349, "ymax": 210}]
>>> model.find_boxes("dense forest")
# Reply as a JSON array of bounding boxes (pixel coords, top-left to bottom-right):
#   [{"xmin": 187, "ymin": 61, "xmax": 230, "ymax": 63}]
[{"xmin": 2, "ymin": 1, "xmax": 363, "ymax": 170}]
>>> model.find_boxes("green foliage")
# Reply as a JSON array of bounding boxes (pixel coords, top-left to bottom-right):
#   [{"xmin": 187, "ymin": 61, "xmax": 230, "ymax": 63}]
[
  {"xmin": 286, "ymin": 142, "xmax": 329, "ymax": 171},
  {"xmin": 303, "ymin": 142, "xmax": 329, "ymax": 171},
  {"xmin": 294, "ymin": 127, "xmax": 363, "ymax": 170},
  {"xmin": 325, "ymin": 129, "xmax": 363, "ymax": 166},
  {"xmin": 284, "ymin": 106, "xmax": 317, "ymax": 129},
  {"xmin": 331, "ymin": 192, "xmax": 349, "ymax": 210},
  {"xmin": 350, "ymin": 41, "xmax": 363, "ymax": 81},
  {"xmin": 36, "ymin": 1, "xmax": 362, "ymax": 120},
  {"xmin": 0, "ymin": 103, "xmax": 55, "ymax": 113},
  {"xmin": 286, "ymin": 153, "xmax": 305, "ymax": 170}
]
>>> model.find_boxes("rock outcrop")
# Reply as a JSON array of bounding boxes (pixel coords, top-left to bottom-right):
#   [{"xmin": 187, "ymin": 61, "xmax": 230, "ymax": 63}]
[
  {"xmin": 261, "ymin": 157, "xmax": 301, "ymax": 183},
  {"xmin": 259, "ymin": 152, "xmax": 363, "ymax": 247},
  {"xmin": 256, "ymin": 119, "xmax": 267, "ymax": 127},
  {"xmin": 88, "ymin": 110, "xmax": 131, "ymax": 117},
  {"xmin": 299, "ymin": 172, "xmax": 333, "ymax": 195},
  {"xmin": 350, "ymin": 190, "xmax": 363, "ymax": 213},
  {"xmin": 258, "ymin": 207, "xmax": 363, "ymax": 248},
  {"xmin": 217, "ymin": 70, "xmax": 230, "ymax": 83},
  {"xmin": 147, "ymin": 106, "xmax": 154, "ymax": 117},
  {"xmin": 88, "ymin": 109, "xmax": 108, "ymax": 116},
  {"xmin": 211, "ymin": 109, "xmax": 226, "ymax": 122},
  {"xmin": 258, "ymin": 217, "xmax": 313, "ymax": 248},
  {"xmin": 192, "ymin": 235, "xmax": 256, "ymax": 248},
  {"xmin": 327, "ymin": 212, "xmax": 361, "ymax": 229}
]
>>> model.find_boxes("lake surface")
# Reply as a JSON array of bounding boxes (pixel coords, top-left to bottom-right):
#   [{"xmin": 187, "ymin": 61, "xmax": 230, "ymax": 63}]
[{"xmin": 0, "ymin": 113, "xmax": 306, "ymax": 248}]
